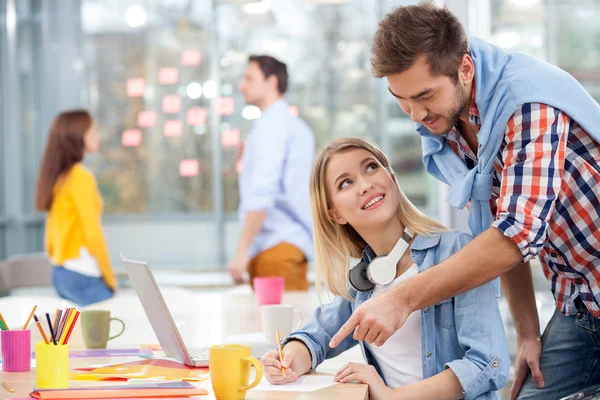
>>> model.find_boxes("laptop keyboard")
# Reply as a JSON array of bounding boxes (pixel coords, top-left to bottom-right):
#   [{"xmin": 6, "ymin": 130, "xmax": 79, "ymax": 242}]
[{"xmin": 188, "ymin": 348, "xmax": 210, "ymax": 360}]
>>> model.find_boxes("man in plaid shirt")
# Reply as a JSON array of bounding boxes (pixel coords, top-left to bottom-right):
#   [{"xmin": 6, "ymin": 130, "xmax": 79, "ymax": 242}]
[{"xmin": 327, "ymin": 4, "xmax": 600, "ymax": 400}]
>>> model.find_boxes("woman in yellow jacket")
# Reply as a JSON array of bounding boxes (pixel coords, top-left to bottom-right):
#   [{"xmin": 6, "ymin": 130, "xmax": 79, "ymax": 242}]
[{"xmin": 35, "ymin": 110, "xmax": 116, "ymax": 305}]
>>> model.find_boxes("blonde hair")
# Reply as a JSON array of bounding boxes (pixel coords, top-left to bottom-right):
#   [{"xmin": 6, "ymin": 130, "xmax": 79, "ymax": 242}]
[{"xmin": 310, "ymin": 138, "xmax": 448, "ymax": 300}]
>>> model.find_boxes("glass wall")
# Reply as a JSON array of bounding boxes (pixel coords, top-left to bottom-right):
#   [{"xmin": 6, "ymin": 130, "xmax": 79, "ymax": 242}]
[
  {"xmin": 8, "ymin": 0, "xmax": 598, "ymax": 268},
  {"xmin": 81, "ymin": 0, "xmax": 216, "ymax": 214},
  {"xmin": 72, "ymin": 0, "xmax": 433, "ymax": 267},
  {"xmin": 490, "ymin": 0, "xmax": 600, "ymax": 101},
  {"xmin": 79, "ymin": 0, "xmax": 432, "ymax": 218}
]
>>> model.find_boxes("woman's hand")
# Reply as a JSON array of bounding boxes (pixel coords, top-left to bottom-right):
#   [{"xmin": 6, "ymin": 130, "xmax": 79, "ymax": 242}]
[
  {"xmin": 260, "ymin": 350, "xmax": 301, "ymax": 384},
  {"xmin": 334, "ymin": 362, "xmax": 392, "ymax": 400}
]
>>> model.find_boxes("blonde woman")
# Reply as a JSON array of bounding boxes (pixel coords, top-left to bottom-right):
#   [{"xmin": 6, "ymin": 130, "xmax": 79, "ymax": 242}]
[{"xmin": 260, "ymin": 138, "xmax": 509, "ymax": 400}]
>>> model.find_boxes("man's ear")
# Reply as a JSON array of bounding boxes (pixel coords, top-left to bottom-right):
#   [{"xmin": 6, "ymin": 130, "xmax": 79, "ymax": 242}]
[
  {"xmin": 328, "ymin": 208, "xmax": 347, "ymax": 225},
  {"xmin": 458, "ymin": 54, "xmax": 475, "ymax": 86},
  {"xmin": 267, "ymin": 74, "xmax": 279, "ymax": 92}
]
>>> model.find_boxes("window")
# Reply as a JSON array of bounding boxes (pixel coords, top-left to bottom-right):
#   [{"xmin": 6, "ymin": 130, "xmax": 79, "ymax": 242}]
[{"xmin": 82, "ymin": 0, "xmax": 215, "ymax": 213}]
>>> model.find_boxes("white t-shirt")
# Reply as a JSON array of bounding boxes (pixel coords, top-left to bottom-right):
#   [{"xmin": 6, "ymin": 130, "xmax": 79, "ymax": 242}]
[
  {"xmin": 61, "ymin": 247, "xmax": 102, "ymax": 278},
  {"xmin": 365, "ymin": 264, "xmax": 423, "ymax": 388}
]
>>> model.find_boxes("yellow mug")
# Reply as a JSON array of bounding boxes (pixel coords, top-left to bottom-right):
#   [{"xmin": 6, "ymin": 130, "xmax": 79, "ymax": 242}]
[
  {"xmin": 209, "ymin": 344, "xmax": 263, "ymax": 400},
  {"xmin": 35, "ymin": 341, "xmax": 69, "ymax": 389}
]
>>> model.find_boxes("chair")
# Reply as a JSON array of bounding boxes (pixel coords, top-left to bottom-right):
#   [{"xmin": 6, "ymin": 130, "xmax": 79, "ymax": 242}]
[{"xmin": 0, "ymin": 253, "xmax": 52, "ymax": 292}]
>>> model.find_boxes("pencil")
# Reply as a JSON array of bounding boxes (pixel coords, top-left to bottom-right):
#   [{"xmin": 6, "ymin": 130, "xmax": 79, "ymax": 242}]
[
  {"xmin": 53, "ymin": 308, "xmax": 60, "ymax": 332},
  {"xmin": 0, "ymin": 313, "xmax": 9, "ymax": 330},
  {"xmin": 63, "ymin": 311, "xmax": 80, "ymax": 345},
  {"xmin": 275, "ymin": 330, "xmax": 286, "ymax": 378},
  {"xmin": 0, "ymin": 318, "xmax": 6, "ymax": 331},
  {"xmin": 33, "ymin": 314, "xmax": 49, "ymax": 344},
  {"xmin": 23, "ymin": 305, "xmax": 37, "ymax": 330},
  {"xmin": 56, "ymin": 308, "xmax": 70, "ymax": 340},
  {"xmin": 54, "ymin": 307, "xmax": 69, "ymax": 342},
  {"xmin": 59, "ymin": 309, "xmax": 76, "ymax": 345},
  {"xmin": 2, "ymin": 381, "xmax": 14, "ymax": 393},
  {"xmin": 45, "ymin": 313, "xmax": 57, "ymax": 345}
]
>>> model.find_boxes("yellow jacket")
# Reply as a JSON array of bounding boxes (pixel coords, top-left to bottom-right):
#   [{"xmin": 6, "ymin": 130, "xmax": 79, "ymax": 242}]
[{"xmin": 45, "ymin": 163, "xmax": 116, "ymax": 289}]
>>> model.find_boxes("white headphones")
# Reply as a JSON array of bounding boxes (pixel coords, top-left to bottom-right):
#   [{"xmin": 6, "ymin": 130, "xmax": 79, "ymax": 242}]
[{"xmin": 348, "ymin": 231, "xmax": 412, "ymax": 292}]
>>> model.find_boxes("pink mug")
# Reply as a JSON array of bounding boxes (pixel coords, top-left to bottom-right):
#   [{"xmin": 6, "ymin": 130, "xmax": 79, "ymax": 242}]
[
  {"xmin": 1, "ymin": 329, "xmax": 31, "ymax": 372},
  {"xmin": 253, "ymin": 277, "xmax": 285, "ymax": 306}
]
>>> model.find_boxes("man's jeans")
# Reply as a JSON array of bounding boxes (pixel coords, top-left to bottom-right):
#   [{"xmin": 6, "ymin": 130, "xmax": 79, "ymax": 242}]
[{"xmin": 518, "ymin": 298, "xmax": 600, "ymax": 399}]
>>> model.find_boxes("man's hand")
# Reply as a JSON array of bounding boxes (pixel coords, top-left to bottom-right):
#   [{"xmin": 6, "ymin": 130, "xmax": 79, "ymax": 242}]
[
  {"xmin": 228, "ymin": 250, "xmax": 250, "ymax": 284},
  {"xmin": 510, "ymin": 336, "xmax": 544, "ymax": 400},
  {"xmin": 335, "ymin": 363, "xmax": 391, "ymax": 400},
  {"xmin": 329, "ymin": 288, "xmax": 410, "ymax": 348}
]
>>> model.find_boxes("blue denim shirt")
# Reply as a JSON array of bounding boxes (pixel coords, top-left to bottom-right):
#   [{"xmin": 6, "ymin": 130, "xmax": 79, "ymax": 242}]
[{"xmin": 283, "ymin": 230, "xmax": 509, "ymax": 400}]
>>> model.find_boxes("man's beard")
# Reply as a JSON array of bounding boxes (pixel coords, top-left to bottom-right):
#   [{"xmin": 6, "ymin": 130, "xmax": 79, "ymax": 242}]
[{"xmin": 442, "ymin": 82, "xmax": 469, "ymax": 133}]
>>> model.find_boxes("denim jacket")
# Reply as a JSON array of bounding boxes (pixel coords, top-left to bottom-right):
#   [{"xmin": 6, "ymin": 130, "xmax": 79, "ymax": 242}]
[{"xmin": 282, "ymin": 230, "xmax": 510, "ymax": 400}]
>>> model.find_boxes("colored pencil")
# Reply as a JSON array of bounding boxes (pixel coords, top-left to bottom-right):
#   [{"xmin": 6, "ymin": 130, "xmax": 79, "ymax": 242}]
[
  {"xmin": 0, "ymin": 313, "xmax": 9, "ymax": 330},
  {"xmin": 2, "ymin": 381, "xmax": 14, "ymax": 393},
  {"xmin": 53, "ymin": 308, "xmax": 60, "ymax": 332},
  {"xmin": 33, "ymin": 314, "xmax": 49, "ymax": 344},
  {"xmin": 45, "ymin": 313, "xmax": 57, "ymax": 345},
  {"xmin": 22, "ymin": 305, "xmax": 37, "ymax": 330},
  {"xmin": 63, "ymin": 311, "xmax": 80, "ymax": 345},
  {"xmin": 276, "ymin": 330, "xmax": 286, "ymax": 377},
  {"xmin": 59, "ymin": 309, "xmax": 76, "ymax": 345}
]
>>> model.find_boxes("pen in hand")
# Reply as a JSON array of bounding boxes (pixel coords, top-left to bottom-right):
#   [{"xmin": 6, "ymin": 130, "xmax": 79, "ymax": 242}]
[{"xmin": 275, "ymin": 330, "xmax": 286, "ymax": 378}]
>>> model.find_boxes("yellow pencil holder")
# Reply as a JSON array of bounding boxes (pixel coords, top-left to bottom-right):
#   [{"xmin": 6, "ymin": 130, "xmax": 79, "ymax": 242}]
[{"xmin": 35, "ymin": 341, "xmax": 69, "ymax": 389}]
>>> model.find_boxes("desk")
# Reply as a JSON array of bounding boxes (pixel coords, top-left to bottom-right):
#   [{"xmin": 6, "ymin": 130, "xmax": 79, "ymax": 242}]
[
  {"xmin": 3, "ymin": 358, "xmax": 368, "ymax": 399},
  {"xmin": 0, "ymin": 288, "xmax": 368, "ymax": 399}
]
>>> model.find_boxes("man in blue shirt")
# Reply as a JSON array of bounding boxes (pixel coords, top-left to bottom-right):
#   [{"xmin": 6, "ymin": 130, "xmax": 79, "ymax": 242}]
[{"xmin": 228, "ymin": 55, "xmax": 315, "ymax": 291}]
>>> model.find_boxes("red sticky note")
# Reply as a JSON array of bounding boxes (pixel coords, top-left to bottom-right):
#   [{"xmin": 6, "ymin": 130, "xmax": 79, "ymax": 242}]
[
  {"xmin": 187, "ymin": 107, "xmax": 207, "ymax": 126},
  {"xmin": 126, "ymin": 78, "xmax": 145, "ymax": 97},
  {"xmin": 162, "ymin": 95, "xmax": 182, "ymax": 114},
  {"xmin": 164, "ymin": 120, "xmax": 183, "ymax": 137},
  {"xmin": 288, "ymin": 105, "xmax": 299, "ymax": 117},
  {"xmin": 221, "ymin": 129, "xmax": 240, "ymax": 147},
  {"xmin": 137, "ymin": 111, "xmax": 156, "ymax": 128},
  {"xmin": 179, "ymin": 159, "xmax": 199, "ymax": 177},
  {"xmin": 159, "ymin": 67, "xmax": 179, "ymax": 85},
  {"xmin": 181, "ymin": 50, "xmax": 201, "ymax": 66},
  {"xmin": 121, "ymin": 130, "xmax": 142, "ymax": 147},
  {"xmin": 217, "ymin": 97, "xmax": 235, "ymax": 116}
]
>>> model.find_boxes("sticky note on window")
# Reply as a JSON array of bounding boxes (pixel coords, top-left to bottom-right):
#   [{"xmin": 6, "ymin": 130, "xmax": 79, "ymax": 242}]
[
  {"xmin": 217, "ymin": 97, "xmax": 235, "ymax": 116},
  {"xmin": 163, "ymin": 95, "xmax": 182, "ymax": 114},
  {"xmin": 221, "ymin": 129, "xmax": 240, "ymax": 147},
  {"xmin": 179, "ymin": 159, "xmax": 199, "ymax": 177},
  {"xmin": 122, "ymin": 129, "xmax": 142, "ymax": 147},
  {"xmin": 181, "ymin": 50, "xmax": 201, "ymax": 66},
  {"xmin": 187, "ymin": 107, "xmax": 207, "ymax": 126},
  {"xmin": 159, "ymin": 67, "xmax": 179, "ymax": 85},
  {"xmin": 127, "ymin": 78, "xmax": 145, "ymax": 97},
  {"xmin": 137, "ymin": 111, "xmax": 156, "ymax": 128},
  {"xmin": 164, "ymin": 120, "xmax": 183, "ymax": 137}
]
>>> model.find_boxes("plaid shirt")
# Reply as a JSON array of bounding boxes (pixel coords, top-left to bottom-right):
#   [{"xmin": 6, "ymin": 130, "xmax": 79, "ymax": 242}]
[{"xmin": 445, "ymin": 85, "xmax": 600, "ymax": 318}]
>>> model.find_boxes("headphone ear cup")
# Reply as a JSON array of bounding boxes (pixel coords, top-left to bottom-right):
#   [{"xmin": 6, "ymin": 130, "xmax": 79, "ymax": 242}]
[{"xmin": 349, "ymin": 261, "xmax": 375, "ymax": 292}]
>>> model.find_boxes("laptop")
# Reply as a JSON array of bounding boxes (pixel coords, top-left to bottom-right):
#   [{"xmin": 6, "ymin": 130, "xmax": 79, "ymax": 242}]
[
  {"xmin": 122, "ymin": 256, "xmax": 211, "ymax": 367},
  {"xmin": 122, "ymin": 255, "xmax": 271, "ymax": 368}
]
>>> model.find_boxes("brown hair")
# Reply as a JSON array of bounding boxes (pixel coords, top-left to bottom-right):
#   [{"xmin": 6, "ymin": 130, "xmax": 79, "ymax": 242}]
[
  {"xmin": 35, "ymin": 109, "xmax": 92, "ymax": 211},
  {"xmin": 248, "ymin": 55, "xmax": 288, "ymax": 94},
  {"xmin": 371, "ymin": 3, "xmax": 469, "ymax": 81},
  {"xmin": 311, "ymin": 138, "xmax": 448, "ymax": 299}
]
